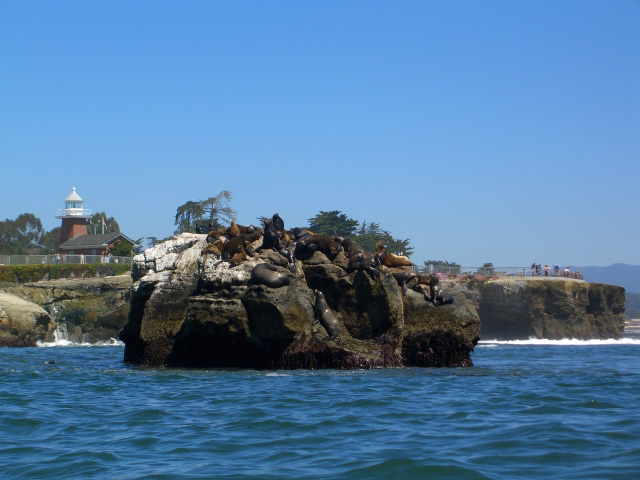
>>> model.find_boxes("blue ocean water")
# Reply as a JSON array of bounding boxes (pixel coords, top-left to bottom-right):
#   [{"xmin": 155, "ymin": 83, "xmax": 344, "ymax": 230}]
[{"xmin": 1, "ymin": 339, "xmax": 638, "ymax": 479}]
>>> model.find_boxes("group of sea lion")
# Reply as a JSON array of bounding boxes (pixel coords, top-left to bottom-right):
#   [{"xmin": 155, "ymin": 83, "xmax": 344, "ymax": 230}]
[{"xmin": 200, "ymin": 213, "xmax": 453, "ymax": 337}]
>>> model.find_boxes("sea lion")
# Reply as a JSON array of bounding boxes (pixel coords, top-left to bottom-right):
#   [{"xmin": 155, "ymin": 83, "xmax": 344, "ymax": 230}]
[
  {"xmin": 339, "ymin": 237, "xmax": 366, "ymax": 262},
  {"xmin": 221, "ymin": 234, "xmax": 260, "ymax": 261},
  {"xmin": 201, "ymin": 241, "xmax": 223, "ymax": 256},
  {"xmin": 272, "ymin": 213, "xmax": 285, "ymax": 231},
  {"xmin": 392, "ymin": 271, "xmax": 419, "ymax": 295},
  {"xmin": 347, "ymin": 257, "xmax": 381, "ymax": 277},
  {"xmin": 228, "ymin": 219, "xmax": 240, "ymax": 238},
  {"xmin": 295, "ymin": 235, "xmax": 343, "ymax": 260},
  {"xmin": 313, "ymin": 289, "xmax": 340, "ymax": 338},
  {"xmin": 374, "ymin": 241, "xmax": 412, "ymax": 267},
  {"xmin": 257, "ymin": 219, "xmax": 280, "ymax": 252},
  {"xmin": 250, "ymin": 263, "xmax": 291, "ymax": 288},
  {"xmin": 292, "ymin": 227, "xmax": 314, "ymax": 241},
  {"xmin": 426, "ymin": 274, "xmax": 454, "ymax": 306}
]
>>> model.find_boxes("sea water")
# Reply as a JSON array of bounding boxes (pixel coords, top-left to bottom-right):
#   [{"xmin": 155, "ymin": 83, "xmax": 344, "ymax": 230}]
[{"xmin": 1, "ymin": 339, "xmax": 638, "ymax": 479}]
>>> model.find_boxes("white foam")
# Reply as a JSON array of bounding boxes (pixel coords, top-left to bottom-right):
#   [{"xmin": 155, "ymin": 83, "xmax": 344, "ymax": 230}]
[
  {"xmin": 36, "ymin": 325, "xmax": 124, "ymax": 348},
  {"xmin": 478, "ymin": 337, "xmax": 640, "ymax": 346}
]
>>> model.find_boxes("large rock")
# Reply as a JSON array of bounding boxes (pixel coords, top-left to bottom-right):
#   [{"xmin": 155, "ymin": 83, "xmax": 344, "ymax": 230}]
[
  {"xmin": 0, "ymin": 275, "xmax": 132, "ymax": 344},
  {"xmin": 477, "ymin": 278, "xmax": 626, "ymax": 340},
  {"xmin": 121, "ymin": 234, "xmax": 481, "ymax": 368},
  {"xmin": 0, "ymin": 292, "xmax": 52, "ymax": 346}
]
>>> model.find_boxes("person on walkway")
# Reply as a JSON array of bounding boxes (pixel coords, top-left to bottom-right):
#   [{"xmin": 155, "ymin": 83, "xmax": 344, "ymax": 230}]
[{"xmin": 544, "ymin": 264, "xmax": 549, "ymax": 276}]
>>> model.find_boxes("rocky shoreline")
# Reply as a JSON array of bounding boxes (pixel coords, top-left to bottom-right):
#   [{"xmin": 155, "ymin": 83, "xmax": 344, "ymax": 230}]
[{"xmin": 0, "ymin": 234, "xmax": 626, "ymax": 365}]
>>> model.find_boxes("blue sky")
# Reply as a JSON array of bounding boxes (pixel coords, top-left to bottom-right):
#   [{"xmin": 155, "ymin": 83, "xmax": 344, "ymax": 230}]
[{"xmin": 1, "ymin": 0, "xmax": 638, "ymax": 267}]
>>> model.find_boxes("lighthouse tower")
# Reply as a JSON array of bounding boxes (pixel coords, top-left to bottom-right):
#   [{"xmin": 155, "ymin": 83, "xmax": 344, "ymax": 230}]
[{"xmin": 56, "ymin": 187, "xmax": 92, "ymax": 244}]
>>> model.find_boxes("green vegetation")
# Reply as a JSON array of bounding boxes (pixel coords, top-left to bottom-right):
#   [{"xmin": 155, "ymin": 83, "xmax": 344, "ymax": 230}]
[
  {"xmin": 0, "ymin": 263, "xmax": 131, "ymax": 284},
  {"xmin": 307, "ymin": 211, "xmax": 413, "ymax": 256},
  {"xmin": 625, "ymin": 293, "xmax": 640, "ymax": 320}
]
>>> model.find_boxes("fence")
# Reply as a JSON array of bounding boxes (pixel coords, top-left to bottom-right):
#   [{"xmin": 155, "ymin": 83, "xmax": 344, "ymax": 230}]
[
  {"xmin": 0, "ymin": 254, "xmax": 132, "ymax": 266},
  {"xmin": 421, "ymin": 265, "xmax": 585, "ymax": 280}
]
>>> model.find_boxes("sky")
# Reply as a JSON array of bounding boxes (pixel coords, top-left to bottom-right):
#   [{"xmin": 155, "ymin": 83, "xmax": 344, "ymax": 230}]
[{"xmin": 1, "ymin": 0, "xmax": 639, "ymax": 268}]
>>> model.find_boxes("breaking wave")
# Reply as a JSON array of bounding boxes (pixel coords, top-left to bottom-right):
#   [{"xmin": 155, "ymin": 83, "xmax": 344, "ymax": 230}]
[{"xmin": 478, "ymin": 337, "xmax": 640, "ymax": 346}]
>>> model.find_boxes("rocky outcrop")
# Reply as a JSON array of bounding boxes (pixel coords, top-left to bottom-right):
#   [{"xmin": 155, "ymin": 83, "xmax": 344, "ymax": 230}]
[
  {"xmin": 0, "ymin": 292, "xmax": 52, "ymax": 346},
  {"xmin": 0, "ymin": 275, "xmax": 131, "ymax": 345},
  {"xmin": 121, "ymin": 234, "xmax": 480, "ymax": 368},
  {"xmin": 476, "ymin": 278, "xmax": 626, "ymax": 340}
]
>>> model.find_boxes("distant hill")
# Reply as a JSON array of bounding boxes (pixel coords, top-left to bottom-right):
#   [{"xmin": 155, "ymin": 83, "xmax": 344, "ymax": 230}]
[{"xmin": 571, "ymin": 263, "xmax": 640, "ymax": 294}]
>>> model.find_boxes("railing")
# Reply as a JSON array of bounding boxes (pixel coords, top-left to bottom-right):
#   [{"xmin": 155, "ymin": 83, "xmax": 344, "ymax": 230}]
[
  {"xmin": 0, "ymin": 254, "xmax": 131, "ymax": 266},
  {"xmin": 420, "ymin": 266, "xmax": 585, "ymax": 280}
]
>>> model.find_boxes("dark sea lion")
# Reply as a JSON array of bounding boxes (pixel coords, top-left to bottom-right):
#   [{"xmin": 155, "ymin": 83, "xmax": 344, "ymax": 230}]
[
  {"xmin": 272, "ymin": 213, "xmax": 285, "ymax": 231},
  {"xmin": 392, "ymin": 271, "xmax": 419, "ymax": 295},
  {"xmin": 348, "ymin": 257, "xmax": 381, "ymax": 277},
  {"xmin": 313, "ymin": 289, "xmax": 340, "ymax": 338},
  {"xmin": 426, "ymin": 274, "xmax": 454, "ymax": 306},
  {"xmin": 257, "ymin": 219, "xmax": 280, "ymax": 252},
  {"xmin": 292, "ymin": 227, "xmax": 314, "ymax": 241},
  {"xmin": 340, "ymin": 237, "xmax": 366, "ymax": 262},
  {"xmin": 298, "ymin": 235, "xmax": 343, "ymax": 260},
  {"xmin": 250, "ymin": 263, "xmax": 291, "ymax": 288}
]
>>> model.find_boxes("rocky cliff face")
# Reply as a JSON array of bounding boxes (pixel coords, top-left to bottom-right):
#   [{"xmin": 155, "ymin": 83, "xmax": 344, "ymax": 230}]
[
  {"xmin": 120, "ymin": 234, "xmax": 481, "ymax": 368},
  {"xmin": 0, "ymin": 275, "xmax": 131, "ymax": 346},
  {"xmin": 476, "ymin": 278, "xmax": 626, "ymax": 340}
]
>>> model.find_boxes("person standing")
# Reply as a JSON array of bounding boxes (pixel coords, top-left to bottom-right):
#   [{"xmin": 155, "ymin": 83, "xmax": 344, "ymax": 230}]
[{"xmin": 544, "ymin": 264, "xmax": 549, "ymax": 276}]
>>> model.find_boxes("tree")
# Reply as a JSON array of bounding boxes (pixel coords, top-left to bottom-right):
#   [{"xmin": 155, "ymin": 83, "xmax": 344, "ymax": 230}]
[
  {"xmin": 40, "ymin": 227, "xmax": 61, "ymax": 254},
  {"xmin": 201, "ymin": 191, "xmax": 236, "ymax": 230},
  {"xmin": 89, "ymin": 212, "xmax": 120, "ymax": 234},
  {"xmin": 423, "ymin": 260, "xmax": 461, "ymax": 274},
  {"xmin": 108, "ymin": 239, "xmax": 134, "ymax": 256},
  {"xmin": 478, "ymin": 263, "xmax": 494, "ymax": 275},
  {"xmin": 0, "ymin": 213, "xmax": 44, "ymax": 254},
  {"xmin": 174, "ymin": 201, "xmax": 205, "ymax": 234},
  {"xmin": 308, "ymin": 211, "xmax": 358, "ymax": 237}
]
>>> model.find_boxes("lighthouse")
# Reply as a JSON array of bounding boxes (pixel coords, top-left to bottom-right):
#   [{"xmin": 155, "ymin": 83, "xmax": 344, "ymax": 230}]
[{"xmin": 55, "ymin": 187, "xmax": 92, "ymax": 244}]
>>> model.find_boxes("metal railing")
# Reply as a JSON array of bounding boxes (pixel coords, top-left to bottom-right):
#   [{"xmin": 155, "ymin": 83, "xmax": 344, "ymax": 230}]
[
  {"xmin": 420, "ymin": 266, "xmax": 585, "ymax": 280},
  {"xmin": 0, "ymin": 254, "xmax": 131, "ymax": 266}
]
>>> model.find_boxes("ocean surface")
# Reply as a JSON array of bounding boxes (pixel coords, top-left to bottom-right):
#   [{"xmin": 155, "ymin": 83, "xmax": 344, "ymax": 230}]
[{"xmin": 1, "ymin": 338, "xmax": 639, "ymax": 479}]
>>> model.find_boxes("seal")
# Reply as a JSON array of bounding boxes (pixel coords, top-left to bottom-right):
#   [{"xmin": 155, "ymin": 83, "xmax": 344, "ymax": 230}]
[
  {"xmin": 272, "ymin": 213, "xmax": 285, "ymax": 231},
  {"xmin": 250, "ymin": 263, "xmax": 291, "ymax": 288},
  {"xmin": 426, "ymin": 274, "xmax": 454, "ymax": 306},
  {"xmin": 374, "ymin": 241, "xmax": 412, "ymax": 267},
  {"xmin": 313, "ymin": 289, "xmax": 340, "ymax": 338},
  {"xmin": 295, "ymin": 235, "xmax": 343, "ymax": 261},
  {"xmin": 257, "ymin": 219, "xmax": 280, "ymax": 252},
  {"xmin": 340, "ymin": 237, "xmax": 366, "ymax": 262},
  {"xmin": 221, "ymin": 233, "xmax": 260, "ymax": 261},
  {"xmin": 392, "ymin": 271, "xmax": 419, "ymax": 295}
]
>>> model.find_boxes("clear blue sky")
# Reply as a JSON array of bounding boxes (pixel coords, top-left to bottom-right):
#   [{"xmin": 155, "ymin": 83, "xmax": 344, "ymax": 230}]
[{"xmin": 1, "ymin": 0, "xmax": 638, "ymax": 267}]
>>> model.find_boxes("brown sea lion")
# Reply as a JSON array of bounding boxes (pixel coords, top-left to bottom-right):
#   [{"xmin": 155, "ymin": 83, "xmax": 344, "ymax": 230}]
[
  {"xmin": 313, "ymin": 289, "xmax": 340, "ymax": 338},
  {"xmin": 295, "ymin": 235, "xmax": 343, "ymax": 261},
  {"xmin": 221, "ymin": 233, "xmax": 260, "ymax": 261}
]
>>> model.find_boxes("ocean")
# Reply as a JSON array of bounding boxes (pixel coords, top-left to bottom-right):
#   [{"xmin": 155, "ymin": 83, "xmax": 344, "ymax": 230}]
[{"xmin": 1, "ymin": 338, "xmax": 638, "ymax": 479}]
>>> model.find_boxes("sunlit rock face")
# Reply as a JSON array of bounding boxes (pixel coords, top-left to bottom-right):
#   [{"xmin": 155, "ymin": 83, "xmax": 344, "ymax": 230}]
[{"xmin": 121, "ymin": 233, "xmax": 480, "ymax": 368}]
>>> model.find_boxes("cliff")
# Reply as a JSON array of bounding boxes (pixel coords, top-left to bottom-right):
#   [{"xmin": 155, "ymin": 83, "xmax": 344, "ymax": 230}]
[
  {"xmin": 475, "ymin": 277, "xmax": 626, "ymax": 340},
  {"xmin": 0, "ymin": 275, "xmax": 131, "ymax": 346},
  {"xmin": 120, "ymin": 234, "xmax": 481, "ymax": 368}
]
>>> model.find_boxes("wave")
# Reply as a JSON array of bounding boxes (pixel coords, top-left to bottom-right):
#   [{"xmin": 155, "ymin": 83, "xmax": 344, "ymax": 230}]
[
  {"xmin": 36, "ymin": 325, "xmax": 123, "ymax": 348},
  {"xmin": 478, "ymin": 337, "xmax": 640, "ymax": 346},
  {"xmin": 36, "ymin": 337, "xmax": 124, "ymax": 348}
]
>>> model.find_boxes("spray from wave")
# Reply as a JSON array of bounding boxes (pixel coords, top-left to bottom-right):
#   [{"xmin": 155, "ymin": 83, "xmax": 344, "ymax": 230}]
[
  {"xmin": 478, "ymin": 337, "xmax": 640, "ymax": 346},
  {"xmin": 36, "ymin": 324, "xmax": 124, "ymax": 348}
]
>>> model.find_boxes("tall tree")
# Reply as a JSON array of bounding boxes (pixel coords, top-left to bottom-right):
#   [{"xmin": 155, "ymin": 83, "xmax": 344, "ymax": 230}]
[
  {"xmin": 174, "ymin": 201, "xmax": 205, "ymax": 234},
  {"xmin": 0, "ymin": 213, "xmax": 44, "ymax": 254},
  {"xmin": 308, "ymin": 211, "xmax": 358, "ymax": 237},
  {"xmin": 201, "ymin": 191, "xmax": 235, "ymax": 230}
]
